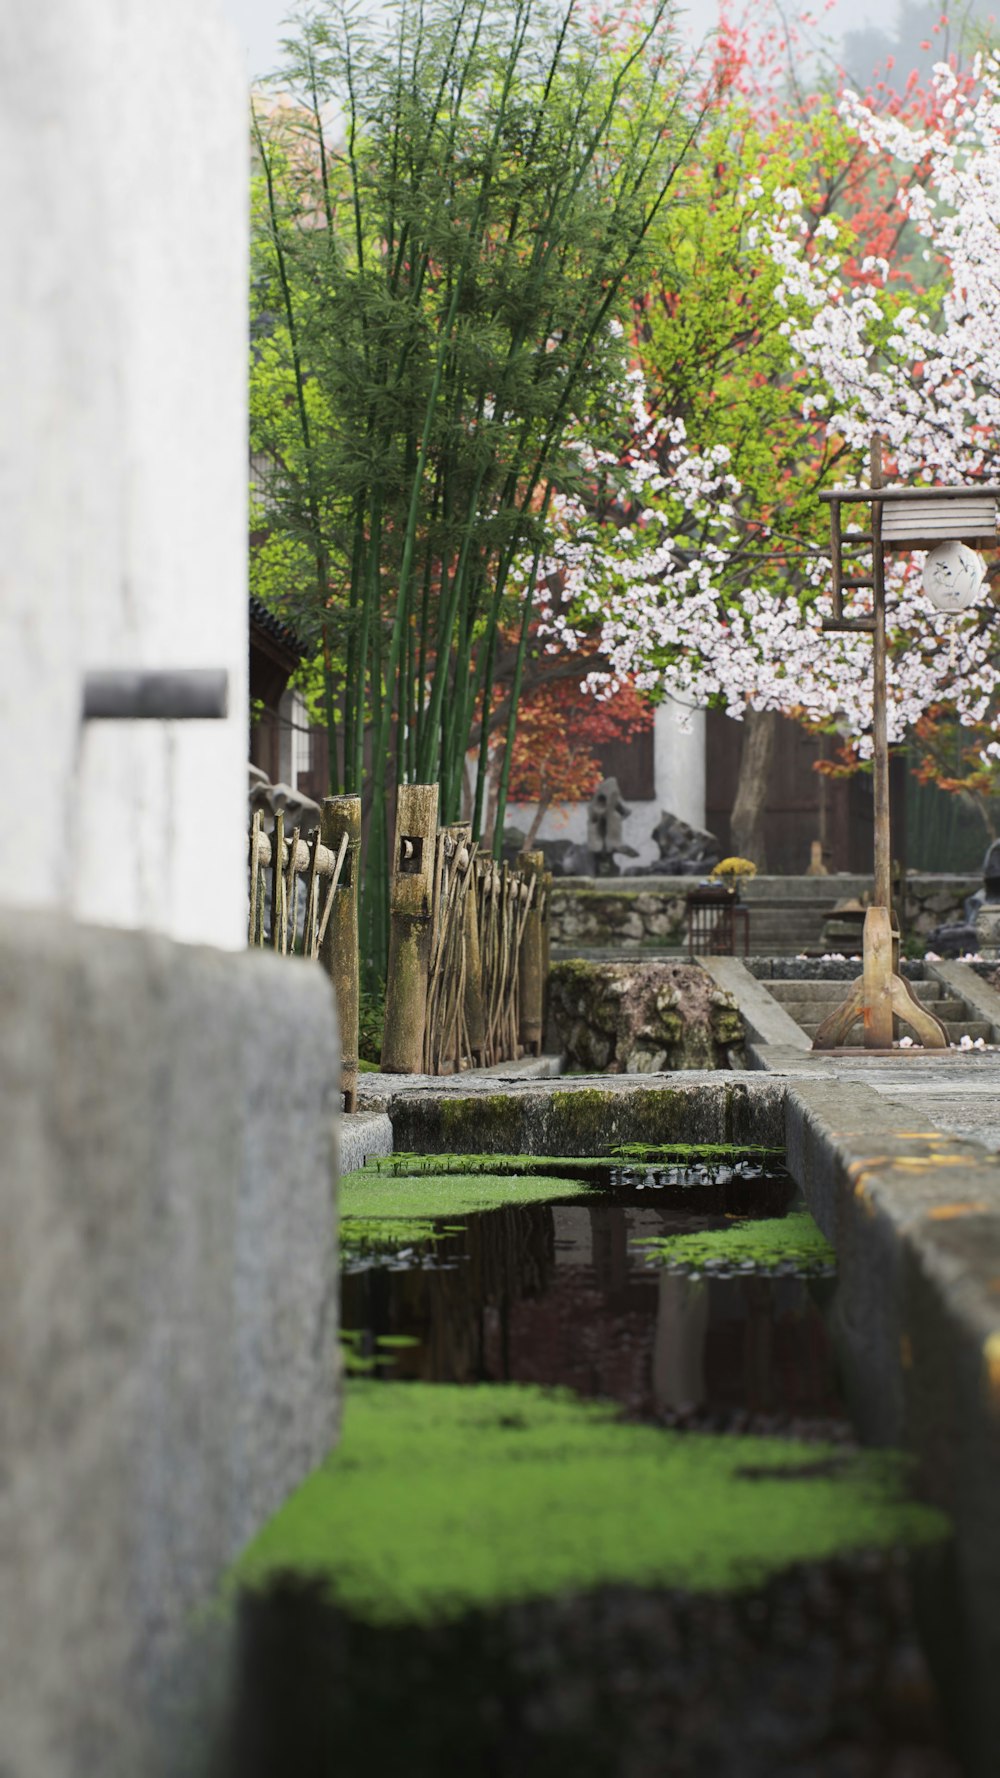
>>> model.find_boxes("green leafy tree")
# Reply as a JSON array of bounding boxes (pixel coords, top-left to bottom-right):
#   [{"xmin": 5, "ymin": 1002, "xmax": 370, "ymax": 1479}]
[{"xmin": 250, "ymin": 0, "xmax": 701, "ymax": 970}]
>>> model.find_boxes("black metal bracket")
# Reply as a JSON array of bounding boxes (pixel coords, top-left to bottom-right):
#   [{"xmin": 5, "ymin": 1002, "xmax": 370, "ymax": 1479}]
[{"xmin": 82, "ymin": 670, "xmax": 229, "ymax": 720}]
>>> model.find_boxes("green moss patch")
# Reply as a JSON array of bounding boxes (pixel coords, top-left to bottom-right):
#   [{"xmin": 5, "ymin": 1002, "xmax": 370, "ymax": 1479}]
[
  {"xmin": 370, "ymin": 1145, "xmax": 784, "ymax": 1179},
  {"xmin": 341, "ymin": 1169, "xmax": 590, "ymax": 1222},
  {"xmin": 340, "ymin": 1215, "xmax": 465, "ymax": 1258},
  {"xmin": 340, "ymin": 1169, "xmax": 590, "ymax": 1257},
  {"xmin": 369, "ymin": 1151, "xmax": 607, "ymax": 1180},
  {"xmin": 634, "ymin": 1211, "xmax": 835, "ymax": 1274},
  {"xmin": 233, "ymin": 1383, "xmax": 947, "ymax": 1625}
]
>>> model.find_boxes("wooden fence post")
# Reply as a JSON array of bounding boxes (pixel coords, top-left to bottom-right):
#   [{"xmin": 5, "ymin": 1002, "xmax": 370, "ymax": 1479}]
[
  {"xmin": 540, "ymin": 868, "xmax": 552, "ymax": 1049},
  {"xmin": 320, "ymin": 796, "xmax": 362, "ymax": 1113},
  {"xmin": 463, "ymin": 862, "xmax": 486, "ymax": 1067},
  {"xmin": 381, "ymin": 783, "xmax": 439, "ymax": 1074},
  {"xmin": 518, "ymin": 849, "xmax": 545, "ymax": 1056}
]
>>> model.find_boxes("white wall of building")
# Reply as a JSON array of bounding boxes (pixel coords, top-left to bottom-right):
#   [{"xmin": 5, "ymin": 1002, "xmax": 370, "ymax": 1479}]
[
  {"xmin": 0, "ymin": 1, "xmax": 249, "ymax": 948},
  {"xmin": 506, "ymin": 700, "xmax": 707, "ymax": 868}
]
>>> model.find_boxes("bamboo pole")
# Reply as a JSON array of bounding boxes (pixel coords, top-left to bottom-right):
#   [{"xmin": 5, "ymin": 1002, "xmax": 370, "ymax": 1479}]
[
  {"xmin": 540, "ymin": 868, "xmax": 553, "ymax": 1046},
  {"xmin": 320, "ymin": 796, "xmax": 362, "ymax": 1113},
  {"xmin": 463, "ymin": 858, "xmax": 487, "ymax": 1066},
  {"xmin": 517, "ymin": 849, "xmax": 545, "ymax": 1056},
  {"xmin": 381, "ymin": 783, "xmax": 439, "ymax": 1074}
]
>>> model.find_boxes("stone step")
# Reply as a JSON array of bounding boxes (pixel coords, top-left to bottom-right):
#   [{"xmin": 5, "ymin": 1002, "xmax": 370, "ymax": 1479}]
[
  {"xmin": 745, "ymin": 920, "xmax": 829, "ymax": 935},
  {"xmin": 744, "ymin": 930, "xmax": 828, "ymax": 947},
  {"xmin": 762, "ymin": 979, "xmax": 950, "ymax": 1004},
  {"xmin": 786, "ymin": 1000, "xmax": 970, "ymax": 1031},
  {"xmin": 798, "ymin": 1019, "xmax": 994, "ymax": 1045}
]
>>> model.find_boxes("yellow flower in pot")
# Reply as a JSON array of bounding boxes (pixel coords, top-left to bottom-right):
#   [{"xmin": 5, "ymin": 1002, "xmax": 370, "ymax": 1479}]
[{"xmin": 710, "ymin": 857, "xmax": 757, "ymax": 895}]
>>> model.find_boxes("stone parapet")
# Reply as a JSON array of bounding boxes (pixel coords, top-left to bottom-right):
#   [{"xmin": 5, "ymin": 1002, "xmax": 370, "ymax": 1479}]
[{"xmin": 0, "ymin": 910, "xmax": 340, "ymax": 1778}]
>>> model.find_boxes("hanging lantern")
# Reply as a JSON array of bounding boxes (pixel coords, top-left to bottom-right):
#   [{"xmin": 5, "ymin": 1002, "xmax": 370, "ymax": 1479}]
[{"xmin": 921, "ymin": 541, "xmax": 987, "ymax": 612}]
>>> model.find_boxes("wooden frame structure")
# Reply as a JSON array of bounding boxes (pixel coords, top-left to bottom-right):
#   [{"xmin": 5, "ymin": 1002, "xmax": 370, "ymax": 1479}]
[{"xmin": 814, "ymin": 447, "xmax": 999, "ymax": 1050}]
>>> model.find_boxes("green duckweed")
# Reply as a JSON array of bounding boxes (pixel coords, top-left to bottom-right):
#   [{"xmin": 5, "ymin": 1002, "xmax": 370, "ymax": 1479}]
[
  {"xmin": 232, "ymin": 1382, "xmax": 947, "ymax": 1625},
  {"xmin": 339, "ymin": 1170, "xmax": 593, "ymax": 1257},
  {"xmin": 340, "ymin": 1169, "xmax": 590, "ymax": 1222},
  {"xmin": 634, "ymin": 1211, "xmax": 835, "ymax": 1273}
]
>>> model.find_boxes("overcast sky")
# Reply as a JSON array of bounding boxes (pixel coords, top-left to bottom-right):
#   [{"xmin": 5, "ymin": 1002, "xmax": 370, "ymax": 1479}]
[{"xmin": 219, "ymin": 0, "xmax": 898, "ymax": 83}]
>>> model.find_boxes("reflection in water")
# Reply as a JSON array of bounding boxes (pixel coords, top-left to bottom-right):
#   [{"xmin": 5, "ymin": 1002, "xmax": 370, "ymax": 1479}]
[
  {"xmin": 221, "ymin": 1194, "xmax": 962, "ymax": 1778},
  {"xmin": 222, "ymin": 1556, "xmax": 960, "ymax": 1778},
  {"xmin": 343, "ymin": 1199, "xmax": 845, "ymax": 1432}
]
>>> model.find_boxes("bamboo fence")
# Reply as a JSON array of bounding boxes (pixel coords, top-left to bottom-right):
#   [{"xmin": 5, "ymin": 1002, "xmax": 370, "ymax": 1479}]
[
  {"xmin": 249, "ymin": 786, "xmax": 551, "ymax": 1094},
  {"xmin": 248, "ymin": 807, "xmax": 349, "ymax": 957},
  {"xmin": 382, "ymin": 785, "xmax": 550, "ymax": 1076},
  {"xmin": 249, "ymin": 798, "xmax": 362, "ymax": 1110}
]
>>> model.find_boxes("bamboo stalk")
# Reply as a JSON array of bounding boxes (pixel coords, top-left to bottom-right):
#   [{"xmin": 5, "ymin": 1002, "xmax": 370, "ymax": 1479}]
[
  {"xmin": 320, "ymin": 797, "xmax": 362, "ymax": 1112},
  {"xmin": 517, "ymin": 850, "xmax": 545, "ymax": 1056}
]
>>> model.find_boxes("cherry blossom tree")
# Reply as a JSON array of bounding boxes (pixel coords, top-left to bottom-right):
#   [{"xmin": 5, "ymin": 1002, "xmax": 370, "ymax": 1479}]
[
  {"xmin": 519, "ymin": 44, "xmax": 1000, "ymax": 855},
  {"xmin": 766, "ymin": 47, "xmax": 1000, "ymax": 803}
]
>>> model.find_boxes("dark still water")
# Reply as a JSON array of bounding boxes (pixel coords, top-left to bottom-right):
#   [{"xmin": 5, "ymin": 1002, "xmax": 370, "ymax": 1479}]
[
  {"xmin": 219, "ymin": 1171, "xmax": 962, "ymax": 1778},
  {"xmin": 342, "ymin": 1195, "xmax": 846, "ymax": 1436}
]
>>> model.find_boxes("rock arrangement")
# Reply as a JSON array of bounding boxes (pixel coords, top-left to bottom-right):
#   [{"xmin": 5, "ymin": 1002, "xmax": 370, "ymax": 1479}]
[
  {"xmin": 626, "ymin": 810, "xmax": 720, "ymax": 877},
  {"xmin": 547, "ymin": 960, "xmax": 744, "ymax": 1073}
]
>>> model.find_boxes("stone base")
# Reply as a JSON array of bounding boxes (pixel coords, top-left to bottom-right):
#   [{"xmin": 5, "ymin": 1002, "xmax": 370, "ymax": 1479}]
[
  {"xmin": 0, "ymin": 909, "xmax": 340, "ymax": 1778},
  {"xmin": 974, "ymin": 904, "xmax": 1000, "ymax": 959}
]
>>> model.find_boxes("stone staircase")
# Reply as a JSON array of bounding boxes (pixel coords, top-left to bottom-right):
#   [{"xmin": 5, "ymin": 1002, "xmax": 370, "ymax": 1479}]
[
  {"xmin": 758, "ymin": 975, "xmax": 993, "ymax": 1046},
  {"xmin": 740, "ymin": 896, "xmax": 843, "ymax": 958}
]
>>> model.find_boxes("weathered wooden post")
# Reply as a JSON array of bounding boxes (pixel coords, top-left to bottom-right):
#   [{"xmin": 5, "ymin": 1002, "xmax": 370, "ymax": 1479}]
[
  {"xmin": 381, "ymin": 783, "xmax": 439, "ymax": 1073},
  {"xmin": 540, "ymin": 868, "xmax": 553, "ymax": 1048},
  {"xmin": 517, "ymin": 849, "xmax": 544, "ymax": 1057},
  {"xmin": 320, "ymin": 796, "xmax": 362, "ymax": 1112},
  {"xmin": 463, "ymin": 862, "xmax": 486, "ymax": 1066},
  {"xmin": 814, "ymin": 440, "xmax": 998, "ymax": 1049}
]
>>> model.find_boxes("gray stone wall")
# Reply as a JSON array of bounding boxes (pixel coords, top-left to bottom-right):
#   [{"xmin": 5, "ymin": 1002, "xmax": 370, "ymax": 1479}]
[
  {"xmin": 903, "ymin": 875, "xmax": 980, "ymax": 938},
  {"xmin": 549, "ymin": 875, "xmax": 979, "ymax": 950},
  {"xmin": 550, "ymin": 884, "xmax": 688, "ymax": 949},
  {"xmin": 0, "ymin": 910, "xmax": 339, "ymax": 1778}
]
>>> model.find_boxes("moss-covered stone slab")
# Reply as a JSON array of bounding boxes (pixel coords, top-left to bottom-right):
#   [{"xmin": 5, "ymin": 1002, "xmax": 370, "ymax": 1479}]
[
  {"xmin": 232, "ymin": 1383, "xmax": 948, "ymax": 1625},
  {"xmin": 387, "ymin": 1078, "xmax": 785, "ymax": 1156}
]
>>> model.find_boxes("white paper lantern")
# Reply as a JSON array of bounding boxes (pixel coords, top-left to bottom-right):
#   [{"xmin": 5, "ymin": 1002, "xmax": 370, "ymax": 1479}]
[{"xmin": 921, "ymin": 541, "xmax": 986, "ymax": 612}]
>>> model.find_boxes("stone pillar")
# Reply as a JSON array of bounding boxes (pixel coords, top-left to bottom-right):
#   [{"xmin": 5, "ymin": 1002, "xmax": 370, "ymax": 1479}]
[
  {"xmin": 0, "ymin": 5, "xmax": 341, "ymax": 1775},
  {"xmin": 0, "ymin": 0, "xmax": 248, "ymax": 949},
  {"xmin": 653, "ymin": 699, "xmax": 706, "ymax": 831}
]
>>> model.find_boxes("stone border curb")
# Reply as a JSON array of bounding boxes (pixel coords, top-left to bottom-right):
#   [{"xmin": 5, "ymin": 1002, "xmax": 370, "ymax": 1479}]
[
  {"xmin": 928, "ymin": 959, "xmax": 1000, "ymax": 1043},
  {"xmin": 340, "ymin": 1110, "xmax": 393, "ymax": 1173},
  {"xmin": 785, "ymin": 1076, "xmax": 1000, "ymax": 1775},
  {"xmin": 359, "ymin": 1071, "xmax": 785, "ymax": 1157},
  {"xmin": 355, "ymin": 1053, "xmax": 563, "ymax": 1112},
  {"xmin": 697, "ymin": 957, "xmax": 813, "ymax": 1055}
]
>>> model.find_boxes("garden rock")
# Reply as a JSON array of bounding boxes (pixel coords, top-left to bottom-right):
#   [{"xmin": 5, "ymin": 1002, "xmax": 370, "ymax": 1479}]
[{"xmin": 547, "ymin": 960, "xmax": 744, "ymax": 1073}]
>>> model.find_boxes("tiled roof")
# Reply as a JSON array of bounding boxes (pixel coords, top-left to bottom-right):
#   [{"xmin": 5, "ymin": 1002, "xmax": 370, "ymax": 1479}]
[{"xmin": 249, "ymin": 595, "xmax": 304, "ymax": 660}]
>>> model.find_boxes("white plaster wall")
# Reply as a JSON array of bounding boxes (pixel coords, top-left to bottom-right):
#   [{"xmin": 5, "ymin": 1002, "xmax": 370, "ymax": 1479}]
[
  {"xmin": 506, "ymin": 700, "xmax": 708, "ymax": 867},
  {"xmin": 654, "ymin": 699, "xmax": 706, "ymax": 832},
  {"xmin": 0, "ymin": 0, "xmax": 248, "ymax": 948}
]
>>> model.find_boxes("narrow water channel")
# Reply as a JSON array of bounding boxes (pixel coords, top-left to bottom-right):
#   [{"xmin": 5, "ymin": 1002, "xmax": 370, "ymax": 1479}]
[{"xmin": 220, "ymin": 1154, "xmax": 962, "ymax": 1778}]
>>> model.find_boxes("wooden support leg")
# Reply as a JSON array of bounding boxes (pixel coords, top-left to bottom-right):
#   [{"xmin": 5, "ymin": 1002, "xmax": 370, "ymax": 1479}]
[
  {"xmin": 889, "ymin": 971, "xmax": 948, "ymax": 1048},
  {"xmin": 812, "ymin": 978, "xmax": 865, "ymax": 1049},
  {"xmin": 812, "ymin": 905, "xmax": 948, "ymax": 1050},
  {"xmin": 862, "ymin": 905, "xmax": 895, "ymax": 1049}
]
